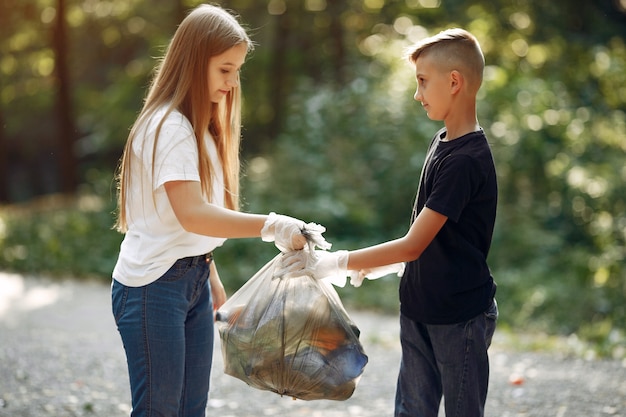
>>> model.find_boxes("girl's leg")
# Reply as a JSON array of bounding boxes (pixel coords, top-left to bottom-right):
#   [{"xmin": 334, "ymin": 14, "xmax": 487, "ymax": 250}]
[
  {"xmin": 180, "ymin": 269, "xmax": 214, "ymax": 417},
  {"xmin": 112, "ymin": 255, "xmax": 212, "ymax": 417}
]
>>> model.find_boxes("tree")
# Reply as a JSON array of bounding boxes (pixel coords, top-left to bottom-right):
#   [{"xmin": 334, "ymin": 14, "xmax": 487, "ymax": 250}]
[
  {"xmin": 52, "ymin": 0, "xmax": 78, "ymax": 194},
  {"xmin": 0, "ymin": 101, "xmax": 7, "ymax": 203}
]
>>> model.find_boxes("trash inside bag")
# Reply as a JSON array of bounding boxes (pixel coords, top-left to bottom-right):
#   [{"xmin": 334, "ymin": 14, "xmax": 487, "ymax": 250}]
[{"xmin": 216, "ymin": 251, "xmax": 368, "ymax": 401}]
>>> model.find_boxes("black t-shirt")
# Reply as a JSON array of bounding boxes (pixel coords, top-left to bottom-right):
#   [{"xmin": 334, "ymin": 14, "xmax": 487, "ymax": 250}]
[{"xmin": 399, "ymin": 128, "xmax": 498, "ymax": 324}]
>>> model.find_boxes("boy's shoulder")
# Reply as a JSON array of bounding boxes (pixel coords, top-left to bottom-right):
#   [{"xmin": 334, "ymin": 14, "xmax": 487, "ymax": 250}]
[{"xmin": 433, "ymin": 129, "xmax": 495, "ymax": 171}]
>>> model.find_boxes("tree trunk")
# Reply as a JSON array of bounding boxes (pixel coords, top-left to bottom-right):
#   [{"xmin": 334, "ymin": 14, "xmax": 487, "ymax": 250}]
[
  {"xmin": 0, "ymin": 101, "xmax": 7, "ymax": 203},
  {"xmin": 53, "ymin": 0, "xmax": 78, "ymax": 194},
  {"xmin": 268, "ymin": 10, "xmax": 290, "ymax": 138},
  {"xmin": 328, "ymin": 0, "xmax": 346, "ymax": 86}
]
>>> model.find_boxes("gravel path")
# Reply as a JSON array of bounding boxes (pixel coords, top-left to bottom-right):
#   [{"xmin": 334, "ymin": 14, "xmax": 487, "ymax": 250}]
[{"xmin": 0, "ymin": 272, "xmax": 624, "ymax": 417}]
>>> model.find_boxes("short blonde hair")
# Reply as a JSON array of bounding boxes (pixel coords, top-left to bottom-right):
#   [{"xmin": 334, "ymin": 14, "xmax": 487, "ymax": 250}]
[{"xmin": 406, "ymin": 28, "xmax": 484, "ymax": 92}]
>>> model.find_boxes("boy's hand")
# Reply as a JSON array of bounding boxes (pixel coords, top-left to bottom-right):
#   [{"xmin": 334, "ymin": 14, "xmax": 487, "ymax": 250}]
[
  {"xmin": 310, "ymin": 250, "xmax": 350, "ymax": 286},
  {"xmin": 276, "ymin": 249, "xmax": 348, "ymax": 282},
  {"xmin": 313, "ymin": 250, "xmax": 348, "ymax": 279},
  {"xmin": 275, "ymin": 250, "xmax": 309, "ymax": 278}
]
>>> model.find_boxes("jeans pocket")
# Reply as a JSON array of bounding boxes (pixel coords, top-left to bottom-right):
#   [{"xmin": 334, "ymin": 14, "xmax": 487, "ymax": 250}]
[
  {"xmin": 484, "ymin": 298, "xmax": 499, "ymax": 321},
  {"xmin": 159, "ymin": 257, "xmax": 195, "ymax": 283},
  {"xmin": 111, "ymin": 279, "xmax": 129, "ymax": 324},
  {"xmin": 483, "ymin": 299, "xmax": 498, "ymax": 348}
]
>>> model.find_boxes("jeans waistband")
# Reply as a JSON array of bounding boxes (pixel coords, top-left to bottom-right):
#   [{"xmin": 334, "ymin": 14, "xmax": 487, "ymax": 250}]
[{"xmin": 189, "ymin": 252, "xmax": 213, "ymax": 266}]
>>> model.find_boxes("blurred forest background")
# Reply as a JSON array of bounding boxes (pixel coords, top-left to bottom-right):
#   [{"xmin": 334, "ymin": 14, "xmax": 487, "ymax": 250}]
[{"xmin": 1, "ymin": 0, "xmax": 625, "ymax": 357}]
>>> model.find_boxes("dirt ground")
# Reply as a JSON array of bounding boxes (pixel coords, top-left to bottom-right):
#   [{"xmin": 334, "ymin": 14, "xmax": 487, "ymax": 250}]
[{"xmin": 0, "ymin": 272, "xmax": 624, "ymax": 417}]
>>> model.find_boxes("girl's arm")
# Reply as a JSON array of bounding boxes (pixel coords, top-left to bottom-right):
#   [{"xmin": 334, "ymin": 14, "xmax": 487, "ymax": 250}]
[
  {"xmin": 209, "ymin": 261, "xmax": 227, "ymax": 311},
  {"xmin": 165, "ymin": 180, "xmax": 268, "ymax": 238},
  {"xmin": 165, "ymin": 180, "xmax": 307, "ymax": 249},
  {"xmin": 346, "ymin": 207, "xmax": 447, "ymax": 270}
]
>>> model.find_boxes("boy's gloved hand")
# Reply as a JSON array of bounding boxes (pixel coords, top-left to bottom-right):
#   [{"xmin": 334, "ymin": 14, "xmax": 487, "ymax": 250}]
[
  {"xmin": 312, "ymin": 250, "xmax": 349, "ymax": 280},
  {"xmin": 275, "ymin": 249, "xmax": 350, "ymax": 286},
  {"xmin": 261, "ymin": 212, "xmax": 306, "ymax": 252},
  {"xmin": 274, "ymin": 250, "xmax": 309, "ymax": 278}
]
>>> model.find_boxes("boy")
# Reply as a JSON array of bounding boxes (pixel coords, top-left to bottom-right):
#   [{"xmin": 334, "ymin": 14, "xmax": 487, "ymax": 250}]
[{"xmin": 310, "ymin": 28, "xmax": 498, "ymax": 416}]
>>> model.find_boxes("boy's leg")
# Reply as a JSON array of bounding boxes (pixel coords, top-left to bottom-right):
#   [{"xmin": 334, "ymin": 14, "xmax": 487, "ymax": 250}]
[
  {"xmin": 394, "ymin": 314, "xmax": 443, "ymax": 417},
  {"xmin": 431, "ymin": 300, "xmax": 498, "ymax": 417}
]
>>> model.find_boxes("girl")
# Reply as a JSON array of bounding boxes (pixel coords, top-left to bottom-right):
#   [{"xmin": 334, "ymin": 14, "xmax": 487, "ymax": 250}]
[{"xmin": 111, "ymin": 5, "xmax": 307, "ymax": 416}]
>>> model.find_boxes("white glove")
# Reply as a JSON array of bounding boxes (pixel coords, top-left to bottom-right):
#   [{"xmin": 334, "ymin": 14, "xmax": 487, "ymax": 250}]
[
  {"xmin": 349, "ymin": 262, "xmax": 405, "ymax": 288},
  {"xmin": 261, "ymin": 212, "xmax": 306, "ymax": 252},
  {"xmin": 274, "ymin": 249, "xmax": 349, "ymax": 285},
  {"xmin": 274, "ymin": 250, "xmax": 310, "ymax": 278},
  {"xmin": 310, "ymin": 250, "xmax": 350, "ymax": 287}
]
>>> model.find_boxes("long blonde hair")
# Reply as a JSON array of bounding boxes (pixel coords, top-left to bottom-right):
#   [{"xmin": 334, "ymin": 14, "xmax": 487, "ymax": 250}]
[{"xmin": 115, "ymin": 4, "xmax": 253, "ymax": 233}]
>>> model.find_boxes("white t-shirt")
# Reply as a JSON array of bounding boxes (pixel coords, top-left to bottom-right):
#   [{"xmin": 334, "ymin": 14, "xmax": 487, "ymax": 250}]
[{"xmin": 112, "ymin": 107, "xmax": 227, "ymax": 287}]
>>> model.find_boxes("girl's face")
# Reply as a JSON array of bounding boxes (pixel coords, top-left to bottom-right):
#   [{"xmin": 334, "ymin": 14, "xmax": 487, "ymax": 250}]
[
  {"xmin": 413, "ymin": 54, "xmax": 452, "ymax": 121},
  {"xmin": 208, "ymin": 42, "xmax": 248, "ymax": 103}
]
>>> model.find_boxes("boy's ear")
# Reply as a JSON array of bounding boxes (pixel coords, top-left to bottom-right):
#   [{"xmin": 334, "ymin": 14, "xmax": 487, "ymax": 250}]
[{"xmin": 450, "ymin": 70, "xmax": 463, "ymax": 94}]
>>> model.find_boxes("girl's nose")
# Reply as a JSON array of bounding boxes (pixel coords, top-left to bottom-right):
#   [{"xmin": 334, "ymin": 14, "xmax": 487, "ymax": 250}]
[
  {"xmin": 227, "ymin": 76, "xmax": 239, "ymax": 88},
  {"xmin": 414, "ymin": 89, "xmax": 422, "ymax": 102}
]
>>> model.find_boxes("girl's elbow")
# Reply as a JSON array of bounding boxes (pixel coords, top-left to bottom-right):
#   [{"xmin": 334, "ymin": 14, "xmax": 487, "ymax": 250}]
[{"xmin": 174, "ymin": 211, "xmax": 199, "ymax": 233}]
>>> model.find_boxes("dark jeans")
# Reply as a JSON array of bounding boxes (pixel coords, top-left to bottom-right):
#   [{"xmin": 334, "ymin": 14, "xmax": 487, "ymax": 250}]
[
  {"xmin": 112, "ymin": 254, "xmax": 214, "ymax": 417},
  {"xmin": 395, "ymin": 300, "xmax": 498, "ymax": 417}
]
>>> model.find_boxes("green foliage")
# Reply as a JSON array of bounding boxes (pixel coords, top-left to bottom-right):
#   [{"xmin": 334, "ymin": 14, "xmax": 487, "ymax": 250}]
[
  {"xmin": 0, "ymin": 170, "xmax": 120, "ymax": 278},
  {"xmin": 0, "ymin": 197, "xmax": 121, "ymax": 279},
  {"xmin": 242, "ymin": 68, "xmax": 438, "ymax": 239}
]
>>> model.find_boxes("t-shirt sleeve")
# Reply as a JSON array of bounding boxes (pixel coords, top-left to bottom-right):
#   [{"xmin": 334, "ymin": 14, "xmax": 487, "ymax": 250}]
[
  {"xmin": 425, "ymin": 154, "xmax": 480, "ymax": 223},
  {"xmin": 139, "ymin": 114, "xmax": 201, "ymax": 190}
]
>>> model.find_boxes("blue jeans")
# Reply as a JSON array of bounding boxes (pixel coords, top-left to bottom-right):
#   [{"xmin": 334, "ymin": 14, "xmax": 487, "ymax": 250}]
[
  {"xmin": 395, "ymin": 300, "xmax": 498, "ymax": 417},
  {"xmin": 112, "ymin": 254, "xmax": 214, "ymax": 417}
]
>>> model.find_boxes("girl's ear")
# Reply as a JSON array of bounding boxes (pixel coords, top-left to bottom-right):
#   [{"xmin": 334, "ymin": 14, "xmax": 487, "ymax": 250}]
[{"xmin": 450, "ymin": 70, "xmax": 463, "ymax": 94}]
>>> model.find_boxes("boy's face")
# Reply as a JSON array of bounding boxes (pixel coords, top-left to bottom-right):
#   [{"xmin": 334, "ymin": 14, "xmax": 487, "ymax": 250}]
[{"xmin": 413, "ymin": 54, "xmax": 452, "ymax": 121}]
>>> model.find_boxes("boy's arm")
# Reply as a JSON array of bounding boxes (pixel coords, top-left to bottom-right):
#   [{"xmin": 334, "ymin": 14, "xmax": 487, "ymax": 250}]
[{"xmin": 346, "ymin": 207, "xmax": 447, "ymax": 271}]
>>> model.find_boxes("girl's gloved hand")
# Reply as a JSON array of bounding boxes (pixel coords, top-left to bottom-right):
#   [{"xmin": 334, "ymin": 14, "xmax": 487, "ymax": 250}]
[{"xmin": 261, "ymin": 212, "xmax": 306, "ymax": 251}]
